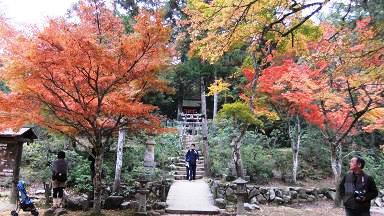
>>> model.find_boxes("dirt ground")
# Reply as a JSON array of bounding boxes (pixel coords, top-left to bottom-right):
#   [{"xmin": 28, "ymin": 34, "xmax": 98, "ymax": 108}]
[
  {"xmin": 258, "ymin": 201, "xmax": 384, "ymax": 216},
  {"xmin": 1, "ymin": 201, "xmax": 383, "ymax": 216}
]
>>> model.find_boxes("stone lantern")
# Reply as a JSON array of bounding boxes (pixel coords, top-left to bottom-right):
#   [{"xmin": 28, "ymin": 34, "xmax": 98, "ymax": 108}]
[
  {"xmin": 136, "ymin": 175, "xmax": 150, "ymax": 216},
  {"xmin": 143, "ymin": 139, "xmax": 156, "ymax": 168},
  {"xmin": 232, "ymin": 177, "xmax": 248, "ymax": 216}
]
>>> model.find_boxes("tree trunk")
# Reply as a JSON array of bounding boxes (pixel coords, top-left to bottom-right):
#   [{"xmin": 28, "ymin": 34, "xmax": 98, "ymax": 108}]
[
  {"xmin": 44, "ymin": 182, "xmax": 52, "ymax": 207},
  {"xmin": 201, "ymin": 77, "xmax": 211, "ymax": 177},
  {"xmin": 213, "ymin": 92, "xmax": 218, "ymax": 118},
  {"xmin": 330, "ymin": 144, "xmax": 342, "ymax": 180},
  {"xmin": 213, "ymin": 72, "xmax": 218, "ymax": 118},
  {"xmin": 177, "ymin": 99, "xmax": 183, "ymax": 121},
  {"xmin": 231, "ymin": 126, "xmax": 248, "ymax": 178},
  {"xmin": 93, "ymin": 148, "xmax": 104, "ymax": 213},
  {"xmin": 289, "ymin": 115, "xmax": 302, "ymax": 184},
  {"xmin": 112, "ymin": 127, "xmax": 126, "ymax": 194},
  {"xmin": 330, "ymin": 143, "xmax": 343, "ymax": 206}
]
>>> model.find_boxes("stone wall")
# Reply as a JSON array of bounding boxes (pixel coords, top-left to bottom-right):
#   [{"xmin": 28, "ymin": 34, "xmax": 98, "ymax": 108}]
[
  {"xmin": 208, "ymin": 179, "xmax": 384, "ymax": 209},
  {"xmin": 63, "ymin": 179, "xmax": 173, "ymax": 212}
]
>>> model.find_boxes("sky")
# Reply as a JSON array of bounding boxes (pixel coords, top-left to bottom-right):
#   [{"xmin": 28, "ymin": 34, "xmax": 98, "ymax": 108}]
[
  {"xmin": 0, "ymin": 0, "xmax": 334, "ymax": 28},
  {"xmin": 0, "ymin": 0, "xmax": 78, "ymax": 27}
]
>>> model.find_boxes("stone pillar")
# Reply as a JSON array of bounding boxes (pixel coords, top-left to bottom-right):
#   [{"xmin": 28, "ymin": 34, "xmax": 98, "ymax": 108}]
[
  {"xmin": 136, "ymin": 178, "xmax": 149, "ymax": 216},
  {"xmin": 233, "ymin": 178, "xmax": 248, "ymax": 216},
  {"xmin": 144, "ymin": 139, "xmax": 156, "ymax": 168}
]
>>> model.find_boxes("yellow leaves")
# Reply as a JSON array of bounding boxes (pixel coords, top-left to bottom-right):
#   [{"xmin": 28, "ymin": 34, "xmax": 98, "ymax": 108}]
[
  {"xmin": 362, "ymin": 108, "xmax": 384, "ymax": 132},
  {"xmin": 186, "ymin": 0, "xmax": 324, "ymax": 63},
  {"xmin": 207, "ymin": 79, "xmax": 230, "ymax": 96}
]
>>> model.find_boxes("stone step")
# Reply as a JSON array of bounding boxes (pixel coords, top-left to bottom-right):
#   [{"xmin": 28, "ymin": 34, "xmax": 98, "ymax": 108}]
[
  {"xmin": 174, "ymin": 166, "xmax": 205, "ymax": 171},
  {"xmin": 175, "ymin": 162, "xmax": 204, "ymax": 167},
  {"xmin": 165, "ymin": 209, "xmax": 220, "ymax": 215},
  {"xmin": 174, "ymin": 170, "xmax": 205, "ymax": 175},
  {"xmin": 174, "ymin": 167, "xmax": 204, "ymax": 172},
  {"xmin": 177, "ymin": 159, "xmax": 204, "ymax": 164},
  {"xmin": 181, "ymin": 153, "xmax": 204, "ymax": 157},
  {"xmin": 165, "ymin": 180, "xmax": 220, "ymax": 215},
  {"xmin": 174, "ymin": 174, "xmax": 204, "ymax": 180}
]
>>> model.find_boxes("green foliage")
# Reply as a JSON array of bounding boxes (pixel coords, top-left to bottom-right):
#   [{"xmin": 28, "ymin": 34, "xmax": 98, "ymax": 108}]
[
  {"xmin": 0, "ymin": 81, "xmax": 10, "ymax": 93},
  {"xmin": 363, "ymin": 153, "xmax": 384, "ymax": 187},
  {"xmin": 209, "ymin": 119, "xmax": 233, "ymax": 177},
  {"xmin": 209, "ymin": 120, "xmax": 275, "ymax": 182},
  {"xmin": 21, "ymin": 133, "xmax": 93, "ymax": 192},
  {"xmin": 217, "ymin": 101, "xmax": 263, "ymax": 127},
  {"xmin": 21, "ymin": 141, "xmax": 53, "ymax": 184},
  {"xmin": 243, "ymin": 129, "xmax": 280, "ymax": 149},
  {"xmin": 299, "ymin": 126, "xmax": 332, "ymax": 179},
  {"xmin": 154, "ymin": 132, "xmax": 182, "ymax": 168},
  {"xmin": 242, "ymin": 144, "xmax": 274, "ymax": 183},
  {"xmin": 66, "ymin": 152, "xmax": 93, "ymax": 193},
  {"xmin": 142, "ymin": 92, "xmax": 177, "ymax": 119},
  {"xmin": 21, "ymin": 131, "xmax": 69, "ymax": 183},
  {"xmin": 271, "ymin": 148, "xmax": 292, "ymax": 178}
]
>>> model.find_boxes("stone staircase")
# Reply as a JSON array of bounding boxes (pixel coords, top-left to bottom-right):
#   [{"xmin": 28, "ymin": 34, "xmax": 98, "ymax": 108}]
[
  {"xmin": 165, "ymin": 134, "xmax": 219, "ymax": 215},
  {"xmin": 173, "ymin": 135, "xmax": 205, "ymax": 180}
]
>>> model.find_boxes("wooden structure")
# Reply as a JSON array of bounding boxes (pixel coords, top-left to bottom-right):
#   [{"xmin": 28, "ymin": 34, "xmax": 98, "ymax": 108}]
[
  {"xmin": 181, "ymin": 99, "xmax": 201, "ymax": 114},
  {"xmin": 0, "ymin": 127, "xmax": 37, "ymax": 203},
  {"xmin": 179, "ymin": 113, "xmax": 203, "ymax": 135}
]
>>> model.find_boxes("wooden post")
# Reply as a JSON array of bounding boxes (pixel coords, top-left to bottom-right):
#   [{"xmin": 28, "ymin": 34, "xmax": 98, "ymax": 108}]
[
  {"xmin": 10, "ymin": 142, "xmax": 23, "ymax": 204},
  {"xmin": 0, "ymin": 128, "xmax": 37, "ymax": 204}
]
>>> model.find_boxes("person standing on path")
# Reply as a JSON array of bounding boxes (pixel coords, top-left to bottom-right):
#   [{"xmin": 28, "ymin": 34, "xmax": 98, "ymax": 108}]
[
  {"xmin": 339, "ymin": 156, "xmax": 378, "ymax": 216},
  {"xmin": 51, "ymin": 151, "xmax": 68, "ymax": 208},
  {"xmin": 185, "ymin": 144, "xmax": 199, "ymax": 181}
]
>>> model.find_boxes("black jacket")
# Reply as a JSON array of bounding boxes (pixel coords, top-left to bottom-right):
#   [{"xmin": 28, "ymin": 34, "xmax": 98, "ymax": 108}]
[
  {"xmin": 339, "ymin": 171, "xmax": 378, "ymax": 210},
  {"xmin": 185, "ymin": 149, "xmax": 199, "ymax": 165}
]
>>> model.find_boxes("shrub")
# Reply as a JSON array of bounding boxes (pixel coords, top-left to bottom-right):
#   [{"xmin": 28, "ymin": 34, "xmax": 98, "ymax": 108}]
[
  {"xmin": 360, "ymin": 152, "xmax": 384, "ymax": 187},
  {"xmin": 154, "ymin": 132, "xmax": 182, "ymax": 169},
  {"xmin": 242, "ymin": 144, "xmax": 274, "ymax": 183}
]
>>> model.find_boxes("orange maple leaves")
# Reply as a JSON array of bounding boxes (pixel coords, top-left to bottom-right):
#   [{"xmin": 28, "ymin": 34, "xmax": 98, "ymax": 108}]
[
  {"xmin": 0, "ymin": 1, "xmax": 172, "ymax": 136},
  {"xmin": 243, "ymin": 16, "xmax": 384, "ymax": 135}
]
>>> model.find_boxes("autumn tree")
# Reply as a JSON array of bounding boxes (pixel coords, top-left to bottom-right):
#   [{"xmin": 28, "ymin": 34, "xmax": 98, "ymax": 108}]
[
  {"xmin": 216, "ymin": 101, "xmax": 263, "ymax": 178},
  {"xmin": 254, "ymin": 16, "xmax": 384, "ymax": 200},
  {"xmin": 0, "ymin": 1, "xmax": 171, "ymax": 213},
  {"xmin": 255, "ymin": 59, "xmax": 324, "ymax": 183},
  {"xmin": 185, "ymin": 0, "xmax": 326, "ymax": 174},
  {"xmin": 186, "ymin": 0, "xmax": 326, "ymax": 108},
  {"xmin": 207, "ymin": 79, "xmax": 230, "ymax": 117}
]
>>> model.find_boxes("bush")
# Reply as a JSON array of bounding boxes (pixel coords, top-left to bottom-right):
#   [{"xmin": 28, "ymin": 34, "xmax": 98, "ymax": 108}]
[
  {"xmin": 154, "ymin": 132, "xmax": 182, "ymax": 169},
  {"xmin": 21, "ymin": 133, "xmax": 94, "ymax": 193},
  {"xmin": 209, "ymin": 119, "xmax": 234, "ymax": 177},
  {"xmin": 242, "ymin": 144, "xmax": 274, "ymax": 183},
  {"xmin": 360, "ymin": 152, "xmax": 384, "ymax": 187},
  {"xmin": 21, "ymin": 133, "xmax": 67, "ymax": 185},
  {"xmin": 299, "ymin": 125, "xmax": 332, "ymax": 179},
  {"xmin": 66, "ymin": 152, "xmax": 93, "ymax": 193},
  {"xmin": 209, "ymin": 120, "xmax": 275, "ymax": 182}
]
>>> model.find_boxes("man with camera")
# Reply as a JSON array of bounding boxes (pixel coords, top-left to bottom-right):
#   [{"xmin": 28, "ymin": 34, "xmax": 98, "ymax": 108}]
[{"xmin": 339, "ymin": 156, "xmax": 378, "ymax": 216}]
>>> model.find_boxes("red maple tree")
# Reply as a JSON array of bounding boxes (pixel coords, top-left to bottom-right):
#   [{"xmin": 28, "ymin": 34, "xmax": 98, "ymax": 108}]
[{"xmin": 0, "ymin": 1, "xmax": 171, "ymax": 212}]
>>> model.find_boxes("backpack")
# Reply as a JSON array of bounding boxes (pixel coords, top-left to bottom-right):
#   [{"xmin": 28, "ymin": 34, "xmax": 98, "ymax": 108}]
[{"xmin": 53, "ymin": 172, "xmax": 67, "ymax": 182}]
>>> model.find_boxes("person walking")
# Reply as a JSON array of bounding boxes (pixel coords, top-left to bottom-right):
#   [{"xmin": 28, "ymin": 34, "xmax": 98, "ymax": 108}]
[
  {"xmin": 339, "ymin": 156, "xmax": 378, "ymax": 216},
  {"xmin": 51, "ymin": 151, "xmax": 68, "ymax": 208},
  {"xmin": 185, "ymin": 144, "xmax": 199, "ymax": 181}
]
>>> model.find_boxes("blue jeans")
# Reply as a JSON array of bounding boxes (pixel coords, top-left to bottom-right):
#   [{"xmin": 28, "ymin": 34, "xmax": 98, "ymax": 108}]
[{"xmin": 345, "ymin": 208, "xmax": 370, "ymax": 216}]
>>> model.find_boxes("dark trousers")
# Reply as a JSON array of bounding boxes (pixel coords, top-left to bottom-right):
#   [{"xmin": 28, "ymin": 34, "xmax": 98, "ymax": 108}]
[
  {"xmin": 187, "ymin": 164, "xmax": 196, "ymax": 180},
  {"xmin": 53, "ymin": 187, "xmax": 64, "ymax": 198},
  {"xmin": 345, "ymin": 208, "xmax": 370, "ymax": 216}
]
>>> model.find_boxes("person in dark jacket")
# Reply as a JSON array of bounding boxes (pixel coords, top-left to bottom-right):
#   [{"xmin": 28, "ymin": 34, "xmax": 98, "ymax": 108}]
[
  {"xmin": 339, "ymin": 156, "xmax": 378, "ymax": 216},
  {"xmin": 185, "ymin": 144, "xmax": 199, "ymax": 181},
  {"xmin": 51, "ymin": 151, "xmax": 68, "ymax": 208}
]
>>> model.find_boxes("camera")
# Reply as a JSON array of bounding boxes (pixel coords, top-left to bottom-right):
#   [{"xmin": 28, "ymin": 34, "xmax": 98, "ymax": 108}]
[{"xmin": 354, "ymin": 189, "xmax": 366, "ymax": 202}]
